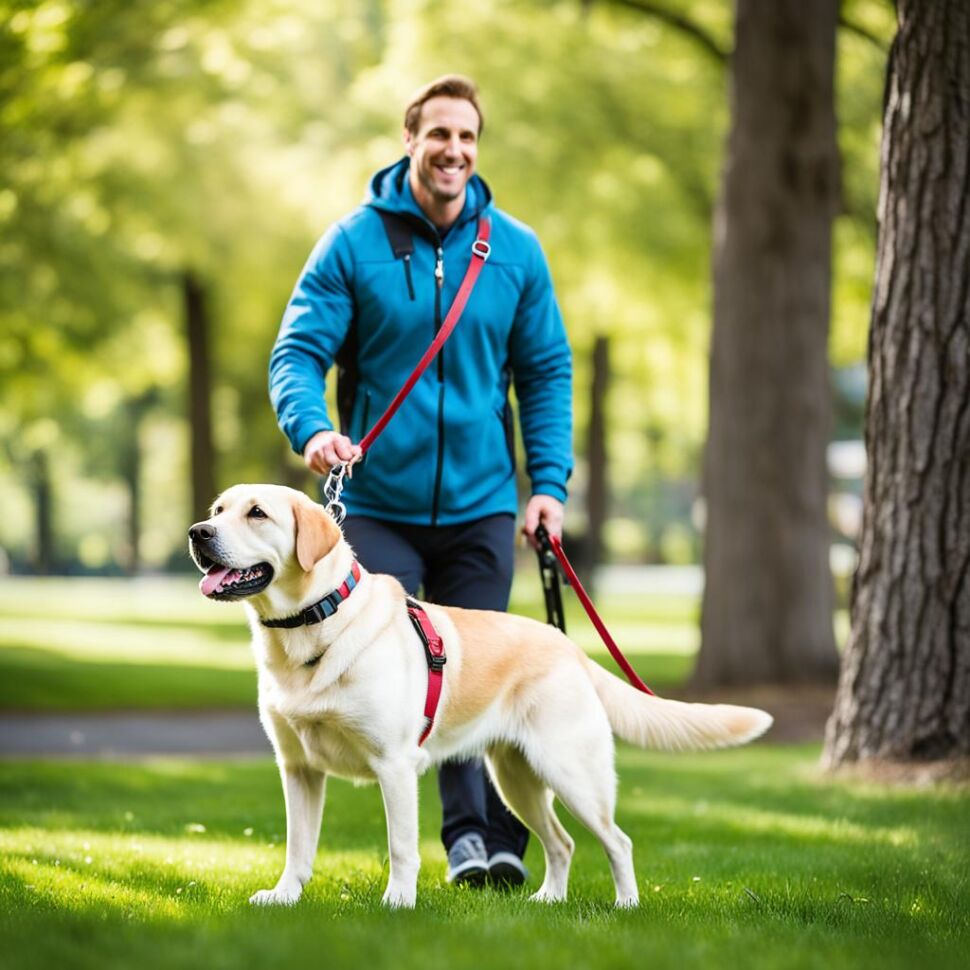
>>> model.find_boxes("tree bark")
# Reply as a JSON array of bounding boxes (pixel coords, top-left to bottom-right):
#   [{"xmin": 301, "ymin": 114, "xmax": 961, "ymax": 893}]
[
  {"xmin": 183, "ymin": 270, "xmax": 216, "ymax": 520},
  {"xmin": 694, "ymin": 0, "xmax": 841, "ymax": 686},
  {"xmin": 824, "ymin": 2, "xmax": 970, "ymax": 766}
]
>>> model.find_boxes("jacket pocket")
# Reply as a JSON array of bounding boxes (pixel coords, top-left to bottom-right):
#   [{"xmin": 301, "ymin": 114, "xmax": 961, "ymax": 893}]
[
  {"xmin": 352, "ymin": 389, "xmax": 372, "ymax": 443},
  {"xmin": 497, "ymin": 401, "xmax": 515, "ymax": 471},
  {"xmin": 402, "ymin": 255, "xmax": 415, "ymax": 301}
]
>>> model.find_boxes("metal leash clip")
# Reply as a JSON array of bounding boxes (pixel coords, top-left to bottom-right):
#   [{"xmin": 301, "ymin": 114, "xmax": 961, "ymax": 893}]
[{"xmin": 323, "ymin": 462, "xmax": 349, "ymax": 525}]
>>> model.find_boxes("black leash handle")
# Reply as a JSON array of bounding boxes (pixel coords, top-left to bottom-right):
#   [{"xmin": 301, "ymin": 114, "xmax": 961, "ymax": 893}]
[{"xmin": 535, "ymin": 523, "xmax": 567, "ymax": 634}]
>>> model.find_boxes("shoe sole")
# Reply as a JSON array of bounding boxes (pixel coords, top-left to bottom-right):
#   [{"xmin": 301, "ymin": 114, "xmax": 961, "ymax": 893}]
[
  {"xmin": 487, "ymin": 860, "xmax": 527, "ymax": 888},
  {"xmin": 448, "ymin": 864, "xmax": 488, "ymax": 888}
]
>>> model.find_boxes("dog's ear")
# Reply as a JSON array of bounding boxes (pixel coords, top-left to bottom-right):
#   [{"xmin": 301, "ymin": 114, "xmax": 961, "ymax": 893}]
[{"xmin": 293, "ymin": 497, "xmax": 341, "ymax": 572}]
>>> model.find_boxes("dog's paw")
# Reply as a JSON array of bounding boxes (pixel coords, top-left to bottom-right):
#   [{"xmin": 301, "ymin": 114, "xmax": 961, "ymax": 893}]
[
  {"xmin": 381, "ymin": 885, "xmax": 416, "ymax": 909},
  {"xmin": 529, "ymin": 887, "xmax": 566, "ymax": 904},
  {"xmin": 249, "ymin": 887, "xmax": 302, "ymax": 906}
]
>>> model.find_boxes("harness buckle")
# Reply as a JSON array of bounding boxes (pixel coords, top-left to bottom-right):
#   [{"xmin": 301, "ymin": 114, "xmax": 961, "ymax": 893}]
[
  {"xmin": 424, "ymin": 643, "xmax": 447, "ymax": 672},
  {"xmin": 471, "ymin": 239, "xmax": 491, "ymax": 260}
]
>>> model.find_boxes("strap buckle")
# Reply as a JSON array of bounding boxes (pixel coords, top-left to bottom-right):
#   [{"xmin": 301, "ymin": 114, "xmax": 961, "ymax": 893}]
[
  {"xmin": 424, "ymin": 641, "xmax": 447, "ymax": 672},
  {"xmin": 304, "ymin": 596, "xmax": 339, "ymax": 625},
  {"xmin": 471, "ymin": 239, "xmax": 491, "ymax": 260}
]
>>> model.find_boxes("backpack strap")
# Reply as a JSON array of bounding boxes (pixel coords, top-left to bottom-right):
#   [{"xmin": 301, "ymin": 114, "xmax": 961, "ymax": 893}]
[
  {"xmin": 334, "ymin": 211, "xmax": 415, "ymax": 433},
  {"xmin": 376, "ymin": 209, "xmax": 415, "ymax": 259}
]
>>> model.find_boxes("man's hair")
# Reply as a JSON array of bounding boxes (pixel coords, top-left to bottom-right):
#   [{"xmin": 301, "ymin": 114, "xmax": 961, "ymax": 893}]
[{"xmin": 404, "ymin": 74, "xmax": 483, "ymax": 137}]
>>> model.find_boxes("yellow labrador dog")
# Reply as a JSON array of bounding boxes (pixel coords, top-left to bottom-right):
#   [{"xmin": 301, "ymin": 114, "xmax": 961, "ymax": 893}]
[{"xmin": 189, "ymin": 484, "xmax": 771, "ymax": 909}]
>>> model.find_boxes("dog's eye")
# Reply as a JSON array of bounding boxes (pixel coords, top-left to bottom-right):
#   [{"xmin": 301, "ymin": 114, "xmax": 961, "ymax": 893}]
[
  {"xmin": 213, "ymin": 506, "xmax": 223, "ymax": 515},
  {"xmin": 248, "ymin": 506, "xmax": 267, "ymax": 520}
]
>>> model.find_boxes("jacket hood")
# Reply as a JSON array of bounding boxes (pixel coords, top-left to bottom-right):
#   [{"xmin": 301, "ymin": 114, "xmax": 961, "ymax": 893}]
[{"xmin": 365, "ymin": 156, "xmax": 493, "ymax": 229}]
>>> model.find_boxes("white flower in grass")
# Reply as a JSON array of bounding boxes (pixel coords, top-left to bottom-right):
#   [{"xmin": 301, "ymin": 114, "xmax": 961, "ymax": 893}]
[{"xmin": 185, "ymin": 823, "xmax": 206, "ymax": 834}]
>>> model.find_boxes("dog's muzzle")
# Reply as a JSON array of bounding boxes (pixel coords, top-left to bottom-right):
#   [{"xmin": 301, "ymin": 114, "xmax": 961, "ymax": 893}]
[{"xmin": 188, "ymin": 522, "xmax": 274, "ymax": 600}]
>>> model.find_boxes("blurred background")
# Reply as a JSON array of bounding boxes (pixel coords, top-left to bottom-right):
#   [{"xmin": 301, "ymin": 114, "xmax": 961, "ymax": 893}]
[{"xmin": 0, "ymin": 0, "xmax": 891, "ymax": 584}]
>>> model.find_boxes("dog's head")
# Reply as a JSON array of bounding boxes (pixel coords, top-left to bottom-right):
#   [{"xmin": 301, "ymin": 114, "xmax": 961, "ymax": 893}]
[{"xmin": 188, "ymin": 484, "xmax": 342, "ymax": 603}]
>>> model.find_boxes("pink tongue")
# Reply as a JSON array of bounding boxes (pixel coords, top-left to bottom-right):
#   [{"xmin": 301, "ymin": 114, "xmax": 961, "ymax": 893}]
[{"xmin": 200, "ymin": 564, "xmax": 234, "ymax": 596}]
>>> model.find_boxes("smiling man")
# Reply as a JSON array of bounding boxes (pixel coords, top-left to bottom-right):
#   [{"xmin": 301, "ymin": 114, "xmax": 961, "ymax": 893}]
[{"xmin": 269, "ymin": 75, "xmax": 573, "ymax": 889}]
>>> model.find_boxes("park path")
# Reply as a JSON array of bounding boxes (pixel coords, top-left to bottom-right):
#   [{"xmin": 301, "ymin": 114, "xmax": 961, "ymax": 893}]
[
  {"xmin": 0, "ymin": 683, "xmax": 834, "ymax": 758},
  {"xmin": 0, "ymin": 710, "xmax": 271, "ymax": 758}
]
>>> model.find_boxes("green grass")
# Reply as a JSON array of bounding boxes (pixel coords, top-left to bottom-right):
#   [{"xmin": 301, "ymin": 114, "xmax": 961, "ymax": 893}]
[
  {"xmin": 0, "ymin": 575, "xmax": 697, "ymax": 710},
  {"xmin": 0, "ymin": 746, "xmax": 967, "ymax": 970}
]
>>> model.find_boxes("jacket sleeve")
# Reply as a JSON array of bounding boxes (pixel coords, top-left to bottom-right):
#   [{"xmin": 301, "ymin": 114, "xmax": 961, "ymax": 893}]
[
  {"xmin": 508, "ymin": 233, "xmax": 573, "ymax": 502},
  {"xmin": 268, "ymin": 224, "xmax": 356, "ymax": 456}
]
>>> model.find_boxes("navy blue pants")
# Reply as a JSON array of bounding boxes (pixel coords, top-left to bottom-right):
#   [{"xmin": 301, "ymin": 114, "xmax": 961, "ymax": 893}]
[{"xmin": 342, "ymin": 513, "xmax": 530, "ymax": 858}]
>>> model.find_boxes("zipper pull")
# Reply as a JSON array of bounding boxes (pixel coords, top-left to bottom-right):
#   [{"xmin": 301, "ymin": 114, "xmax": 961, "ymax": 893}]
[{"xmin": 435, "ymin": 247, "xmax": 444, "ymax": 287}]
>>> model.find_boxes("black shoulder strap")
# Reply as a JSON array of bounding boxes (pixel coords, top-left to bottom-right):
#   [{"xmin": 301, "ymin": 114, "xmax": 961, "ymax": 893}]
[
  {"xmin": 376, "ymin": 209, "xmax": 414, "ymax": 259},
  {"xmin": 334, "ymin": 211, "xmax": 415, "ymax": 434}
]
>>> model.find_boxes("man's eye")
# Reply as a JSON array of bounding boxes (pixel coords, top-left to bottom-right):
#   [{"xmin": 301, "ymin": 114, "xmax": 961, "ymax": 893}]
[{"xmin": 248, "ymin": 506, "xmax": 267, "ymax": 519}]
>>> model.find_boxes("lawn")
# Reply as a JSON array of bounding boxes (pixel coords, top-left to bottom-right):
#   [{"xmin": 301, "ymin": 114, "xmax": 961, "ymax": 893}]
[
  {"xmin": 0, "ymin": 573, "xmax": 699, "ymax": 710},
  {"xmin": 0, "ymin": 745, "xmax": 967, "ymax": 970},
  {"xmin": 0, "ymin": 577, "xmax": 964, "ymax": 968}
]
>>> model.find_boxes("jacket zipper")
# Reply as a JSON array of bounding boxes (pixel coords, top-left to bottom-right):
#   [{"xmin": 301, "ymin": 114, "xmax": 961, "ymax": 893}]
[{"xmin": 431, "ymin": 245, "xmax": 445, "ymax": 526}]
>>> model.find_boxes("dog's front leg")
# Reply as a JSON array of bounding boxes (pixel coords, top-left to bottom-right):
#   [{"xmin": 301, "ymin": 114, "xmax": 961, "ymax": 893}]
[
  {"xmin": 250, "ymin": 766, "xmax": 326, "ymax": 906},
  {"xmin": 375, "ymin": 760, "xmax": 420, "ymax": 908}
]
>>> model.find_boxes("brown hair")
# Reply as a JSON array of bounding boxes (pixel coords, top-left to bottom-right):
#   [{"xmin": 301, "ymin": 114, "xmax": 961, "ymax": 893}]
[{"xmin": 404, "ymin": 74, "xmax": 483, "ymax": 137}]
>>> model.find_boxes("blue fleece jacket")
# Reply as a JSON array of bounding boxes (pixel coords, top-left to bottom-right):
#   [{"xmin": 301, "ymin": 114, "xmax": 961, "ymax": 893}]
[{"xmin": 269, "ymin": 158, "xmax": 573, "ymax": 526}]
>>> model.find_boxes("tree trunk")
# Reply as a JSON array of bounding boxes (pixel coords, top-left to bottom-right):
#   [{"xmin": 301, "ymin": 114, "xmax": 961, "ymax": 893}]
[
  {"xmin": 824, "ymin": 2, "xmax": 970, "ymax": 766},
  {"xmin": 694, "ymin": 0, "xmax": 841, "ymax": 686},
  {"xmin": 183, "ymin": 270, "xmax": 216, "ymax": 519},
  {"xmin": 30, "ymin": 449, "xmax": 54, "ymax": 574},
  {"xmin": 585, "ymin": 334, "xmax": 610, "ymax": 590}
]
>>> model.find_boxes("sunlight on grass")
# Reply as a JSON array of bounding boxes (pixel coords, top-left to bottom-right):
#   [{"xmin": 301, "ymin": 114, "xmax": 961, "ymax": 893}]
[
  {"xmin": 0, "ymin": 752, "xmax": 967, "ymax": 970},
  {"xmin": 0, "ymin": 618, "xmax": 251, "ymax": 668}
]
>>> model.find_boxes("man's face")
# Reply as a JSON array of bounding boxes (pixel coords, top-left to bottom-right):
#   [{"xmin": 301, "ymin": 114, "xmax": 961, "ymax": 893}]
[{"xmin": 404, "ymin": 95, "xmax": 479, "ymax": 206}]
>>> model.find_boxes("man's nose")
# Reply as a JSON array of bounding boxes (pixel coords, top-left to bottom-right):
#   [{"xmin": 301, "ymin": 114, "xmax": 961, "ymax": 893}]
[{"xmin": 189, "ymin": 522, "xmax": 216, "ymax": 543}]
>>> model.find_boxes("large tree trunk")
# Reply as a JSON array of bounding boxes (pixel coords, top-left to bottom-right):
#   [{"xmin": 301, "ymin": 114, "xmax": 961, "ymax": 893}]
[
  {"xmin": 183, "ymin": 270, "xmax": 216, "ymax": 519},
  {"xmin": 694, "ymin": 0, "xmax": 841, "ymax": 686},
  {"xmin": 824, "ymin": 2, "xmax": 970, "ymax": 767}
]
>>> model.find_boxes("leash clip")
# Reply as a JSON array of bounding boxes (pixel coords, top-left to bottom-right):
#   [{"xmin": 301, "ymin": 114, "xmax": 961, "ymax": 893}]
[{"xmin": 323, "ymin": 462, "xmax": 349, "ymax": 525}]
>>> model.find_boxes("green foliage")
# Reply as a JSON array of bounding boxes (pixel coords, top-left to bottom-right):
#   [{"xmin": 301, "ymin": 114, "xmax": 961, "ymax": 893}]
[
  {"xmin": 0, "ymin": 1, "xmax": 892, "ymax": 570},
  {"xmin": 0, "ymin": 747, "xmax": 967, "ymax": 970}
]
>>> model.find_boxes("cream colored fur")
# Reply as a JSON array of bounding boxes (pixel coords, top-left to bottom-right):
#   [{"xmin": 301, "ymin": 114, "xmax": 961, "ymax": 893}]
[{"xmin": 193, "ymin": 484, "xmax": 772, "ymax": 909}]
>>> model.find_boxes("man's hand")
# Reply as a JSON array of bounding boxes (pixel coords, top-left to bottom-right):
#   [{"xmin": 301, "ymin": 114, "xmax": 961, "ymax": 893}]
[
  {"xmin": 303, "ymin": 430, "xmax": 362, "ymax": 476},
  {"xmin": 522, "ymin": 495, "xmax": 564, "ymax": 549}
]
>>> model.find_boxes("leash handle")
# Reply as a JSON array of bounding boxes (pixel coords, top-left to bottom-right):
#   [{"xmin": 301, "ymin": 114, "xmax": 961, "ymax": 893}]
[
  {"xmin": 357, "ymin": 218, "xmax": 491, "ymax": 457},
  {"xmin": 534, "ymin": 523, "xmax": 567, "ymax": 634},
  {"xmin": 540, "ymin": 526, "xmax": 655, "ymax": 696}
]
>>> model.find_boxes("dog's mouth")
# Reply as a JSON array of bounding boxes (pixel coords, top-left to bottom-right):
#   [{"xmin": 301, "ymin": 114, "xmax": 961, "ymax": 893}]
[{"xmin": 196, "ymin": 552, "xmax": 274, "ymax": 600}]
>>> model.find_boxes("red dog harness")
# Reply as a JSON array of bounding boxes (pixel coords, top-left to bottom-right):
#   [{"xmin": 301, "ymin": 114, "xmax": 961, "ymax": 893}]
[{"xmin": 406, "ymin": 597, "xmax": 446, "ymax": 745}]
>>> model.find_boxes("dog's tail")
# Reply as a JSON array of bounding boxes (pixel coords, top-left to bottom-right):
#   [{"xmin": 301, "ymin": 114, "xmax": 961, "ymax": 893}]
[{"xmin": 583, "ymin": 657, "xmax": 772, "ymax": 752}]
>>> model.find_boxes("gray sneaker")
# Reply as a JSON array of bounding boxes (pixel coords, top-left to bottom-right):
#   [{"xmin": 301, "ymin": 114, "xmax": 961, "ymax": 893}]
[
  {"xmin": 446, "ymin": 832, "xmax": 488, "ymax": 886},
  {"xmin": 487, "ymin": 851, "xmax": 528, "ymax": 888}
]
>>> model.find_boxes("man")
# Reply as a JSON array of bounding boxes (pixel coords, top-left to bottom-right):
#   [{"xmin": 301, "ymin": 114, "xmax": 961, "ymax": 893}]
[{"xmin": 269, "ymin": 75, "xmax": 573, "ymax": 888}]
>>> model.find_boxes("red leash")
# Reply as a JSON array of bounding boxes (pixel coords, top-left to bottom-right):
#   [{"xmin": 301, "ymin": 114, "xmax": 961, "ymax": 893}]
[
  {"xmin": 322, "ymin": 217, "xmax": 491, "ymax": 523},
  {"xmin": 358, "ymin": 218, "xmax": 491, "ymax": 456},
  {"xmin": 536, "ymin": 524, "xmax": 655, "ymax": 696}
]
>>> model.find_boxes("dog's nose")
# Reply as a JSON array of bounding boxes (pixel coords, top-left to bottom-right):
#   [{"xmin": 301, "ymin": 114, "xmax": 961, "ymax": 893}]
[{"xmin": 189, "ymin": 522, "xmax": 216, "ymax": 543}]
